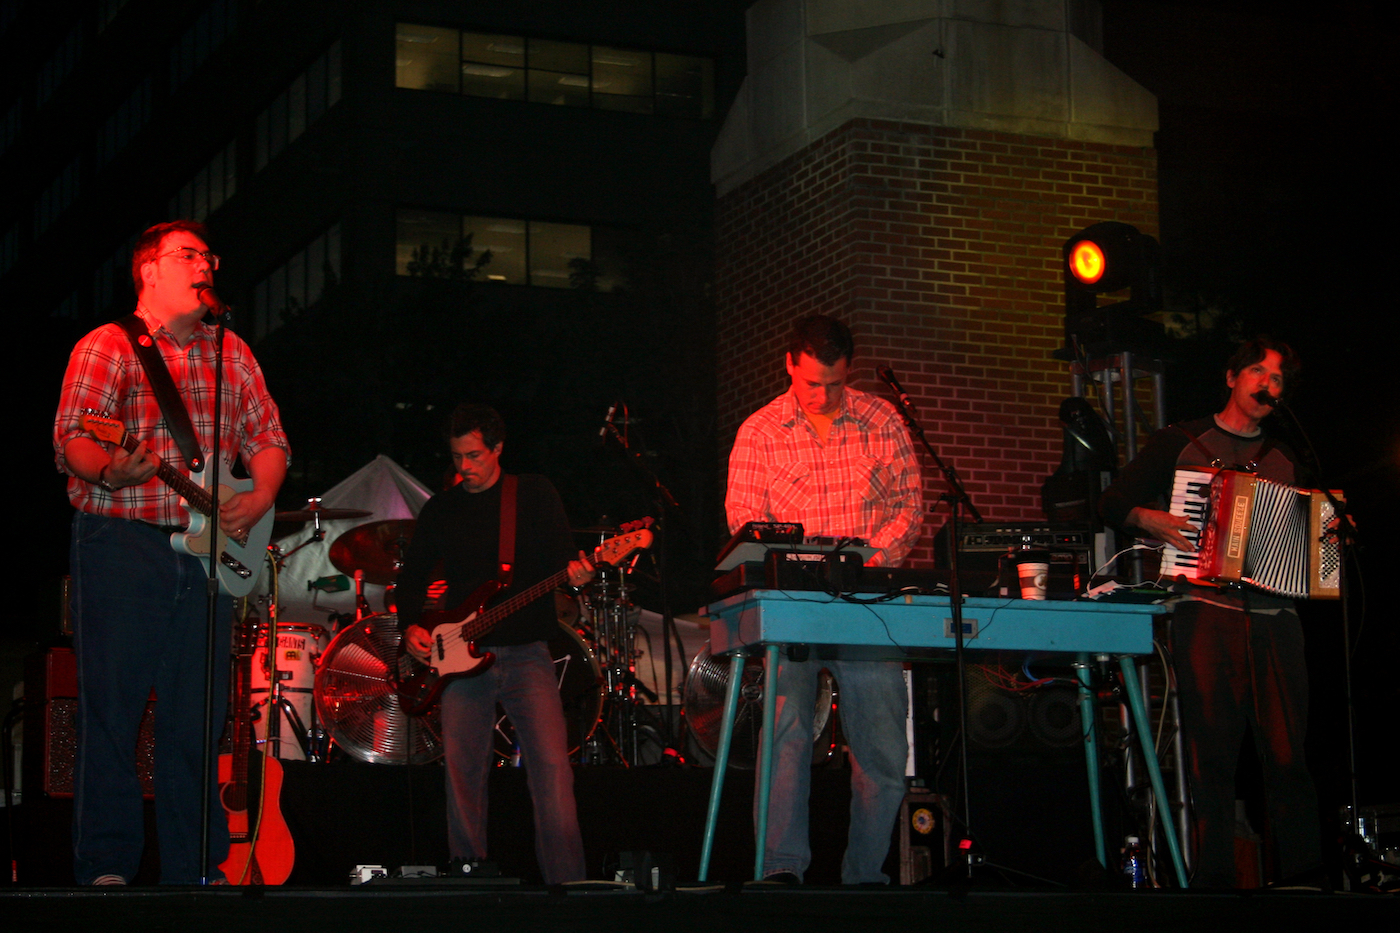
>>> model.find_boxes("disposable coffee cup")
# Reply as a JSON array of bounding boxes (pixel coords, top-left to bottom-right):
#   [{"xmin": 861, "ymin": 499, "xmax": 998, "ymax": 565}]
[{"xmin": 1013, "ymin": 550, "xmax": 1050, "ymax": 600}]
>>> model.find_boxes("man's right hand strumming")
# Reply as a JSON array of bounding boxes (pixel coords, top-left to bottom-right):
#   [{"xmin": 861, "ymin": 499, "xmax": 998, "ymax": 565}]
[{"xmin": 404, "ymin": 624, "xmax": 433, "ymax": 663}]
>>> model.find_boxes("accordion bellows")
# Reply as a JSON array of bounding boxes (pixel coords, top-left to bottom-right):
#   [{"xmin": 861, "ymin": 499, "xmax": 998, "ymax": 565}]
[{"xmin": 1197, "ymin": 470, "xmax": 1344, "ymax": 600}]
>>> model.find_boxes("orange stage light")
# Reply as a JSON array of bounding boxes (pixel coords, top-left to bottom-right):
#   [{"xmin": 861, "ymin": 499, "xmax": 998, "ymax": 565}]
[{"xmin": 1069, "ymin": 240, "xmax": 1106, "ymax": 285}]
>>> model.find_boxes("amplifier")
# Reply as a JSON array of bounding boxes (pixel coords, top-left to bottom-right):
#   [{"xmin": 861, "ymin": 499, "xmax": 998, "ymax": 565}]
[
  {"xmin": 23, "ymin": 647, "xmax": 156, "ymax": 798},
  {"xmin": 933, "ymin": 521, "xmax": 1094, "ymax": 600}
]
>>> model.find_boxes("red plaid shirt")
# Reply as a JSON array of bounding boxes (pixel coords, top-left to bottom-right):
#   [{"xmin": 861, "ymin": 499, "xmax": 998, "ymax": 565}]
[
  {"xmin": 54, "ymin": 306, "xmax": 289, "ymax": 526},
  {"xmin": 725, "ymin": 387, "xmax": 923, "ymax": 567}
]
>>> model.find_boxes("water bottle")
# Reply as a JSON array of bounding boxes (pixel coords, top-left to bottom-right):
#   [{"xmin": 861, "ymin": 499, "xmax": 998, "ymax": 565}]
[{"xmin": 1121, "ymin": 835, "xmax": 1146, "ymax": 889}]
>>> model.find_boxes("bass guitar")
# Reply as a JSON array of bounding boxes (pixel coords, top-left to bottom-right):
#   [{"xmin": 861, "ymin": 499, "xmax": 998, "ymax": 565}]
[
  {"xmin": 218, "ymin": 612, "xmax": 294, "ymax": 884},
  {"xmin": 79, "ymin": 410, "xmax": 271, "ymax": 597},
  {"xmin": 396, "ymin": 527, "xmax": 653, "ymax": 715}
]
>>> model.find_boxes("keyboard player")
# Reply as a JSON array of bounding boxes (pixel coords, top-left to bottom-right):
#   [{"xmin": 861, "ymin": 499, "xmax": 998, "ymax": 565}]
[
  {"xmin": 725, "ymin": 315, "xmax": 923, "ymax": 885},
  {"xmin": 1098, "ymin": 336, "xmax": 1324, "ymax": 888}
]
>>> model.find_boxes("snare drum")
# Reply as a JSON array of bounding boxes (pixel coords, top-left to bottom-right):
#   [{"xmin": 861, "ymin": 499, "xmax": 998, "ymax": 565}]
[{"xmin": 249, "ymin": 621, "xmax": 330, "ymax": 760}]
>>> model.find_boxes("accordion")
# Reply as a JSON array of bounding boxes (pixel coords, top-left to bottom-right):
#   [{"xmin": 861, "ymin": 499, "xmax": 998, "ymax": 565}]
[{"xmin": 1186, "ymin": 469, "xmax": 1345, "ymax": 599}]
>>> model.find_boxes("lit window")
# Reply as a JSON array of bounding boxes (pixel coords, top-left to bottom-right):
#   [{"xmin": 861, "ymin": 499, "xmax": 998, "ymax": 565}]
[
  {"xmin": 396, "ymin": 24, "xmax": 459, "ymax": 91},
  {"xmin": 396, "ymin": 209, "xmax": 462, "ymax": 276},
  {"xmin": 397, "ymin": 209, "xmax": 614, "ymax": 290},
  {"xmin": 529, "ymin": 222, "xmax": 589, "ymax": 287},
  {"xmin": 461, "ymin": 32, "xmax": 525, "ymax": 100},
  {"xmin": 592, "ymin": 46, "xmax": 652, "ymax": 114},
  {"xmin": 465, "ymin": 216, "xmax": 525, "ymax": 283},
  {"xmin": 528, "ymin": 39, "xmax": 589, "ymax": 107},
  {"xmin": 394, "ymin": 23, "xmax": 714, "ymax": 119}
]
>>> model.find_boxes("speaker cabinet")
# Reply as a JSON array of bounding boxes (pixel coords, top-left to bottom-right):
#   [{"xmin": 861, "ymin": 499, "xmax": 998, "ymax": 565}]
[{"xmin": 23, "ymin": 647, "xmax": 156, "ymax": 798}]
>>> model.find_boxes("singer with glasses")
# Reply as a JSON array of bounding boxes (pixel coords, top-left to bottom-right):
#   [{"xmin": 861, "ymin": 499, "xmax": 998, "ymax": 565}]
[
  {"xmin": 53, "ymin": 220, "xmax": 288, "ymax": 884},
  {"xmin": 725, "ymin": 314, "xmax": 923, "ymax": 884},
  {"xmin": 1099, "ymin": 336, "xmax": 1324, "ymax": 888}
]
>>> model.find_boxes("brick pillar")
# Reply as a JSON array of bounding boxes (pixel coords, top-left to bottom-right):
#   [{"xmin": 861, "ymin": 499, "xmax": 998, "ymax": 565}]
[{"xmin": 716, "ymin": 118, "xmax": 1158, "ymax": 567}]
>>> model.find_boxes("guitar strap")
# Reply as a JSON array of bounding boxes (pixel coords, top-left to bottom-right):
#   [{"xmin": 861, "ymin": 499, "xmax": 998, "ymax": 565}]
[
  {"xmin": 498, "ymin": 473, "xmax": 518, "ymax": 582},
  {"xmin": 116, "ymin": 313, "xmax": 205, "ymax": 472}
]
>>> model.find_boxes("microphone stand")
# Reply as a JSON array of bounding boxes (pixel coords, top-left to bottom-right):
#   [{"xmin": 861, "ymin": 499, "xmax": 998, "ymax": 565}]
[
  {"xmin": 879, "ymin": 374, "xmax": 1001, "ymax": 882},
  {"xmin": 199, "ymin": 299, "xmax": 230, "ymax": 885},
  {"xmin": 601, "ymin": 409, "xmax": 690, "ymax": 761},
  {"xmin": 1271, "ymin": 399, "xmax": 1364, "ymax": 866}
]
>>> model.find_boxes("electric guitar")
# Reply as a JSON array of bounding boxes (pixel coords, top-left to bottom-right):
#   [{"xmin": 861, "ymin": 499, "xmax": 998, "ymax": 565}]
[
  {"xmin": 79, "ymin": 410, "xmax": 271, "ymax": 597},
  {"xmin": 218, "ymin": 613, "xmax": 294, "ymax": 885},
  {"xmin": 396, "ymin": 526, "xmax": 653, "ymax": 715}
]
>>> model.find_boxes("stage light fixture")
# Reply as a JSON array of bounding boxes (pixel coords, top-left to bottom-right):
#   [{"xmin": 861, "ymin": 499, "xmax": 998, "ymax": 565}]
[{"xmin": 1062, "ymin": 221, "xmax": 1162, "ymax": 352}]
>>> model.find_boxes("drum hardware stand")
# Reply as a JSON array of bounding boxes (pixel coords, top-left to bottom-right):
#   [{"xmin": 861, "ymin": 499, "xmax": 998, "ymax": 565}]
[
  {"xmin": 600, "ymin": 401, "xmax": 691, "ymax": 762},
  {"xmin": 258, "ymin": 545, "xmax": 328, "ymax": 763},
  {"xmin": 582, "ymin": 558, "xmax": 651, "ymax": 765}
]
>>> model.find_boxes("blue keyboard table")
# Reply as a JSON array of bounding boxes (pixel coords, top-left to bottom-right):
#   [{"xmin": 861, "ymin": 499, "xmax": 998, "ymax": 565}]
[{"xmin": 697, "ymin": 590, "xmax": 1187, "ymax": 887}]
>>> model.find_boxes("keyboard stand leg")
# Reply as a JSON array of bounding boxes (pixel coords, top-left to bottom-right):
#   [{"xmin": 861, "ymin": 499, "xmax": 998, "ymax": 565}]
[
  {"xmin": 1119, "ymin": 656, "xmax": 1190, "ymax": 888},
  {"xmin": 754, "ymin": 643, "xmax": 780, "ymax": 881},
  {"xmin": 1074, "ymin": 658, "xmax": 1108, "ymax": 870},
  {"xmin": 698, "ymin": 651, "xmax": 746, "ymax": 882}
]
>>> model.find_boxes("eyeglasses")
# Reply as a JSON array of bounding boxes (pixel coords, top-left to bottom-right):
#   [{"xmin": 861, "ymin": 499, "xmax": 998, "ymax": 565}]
[{"xmin": 157, "ymin": 247, "xmax": 220, "ymax": 270}]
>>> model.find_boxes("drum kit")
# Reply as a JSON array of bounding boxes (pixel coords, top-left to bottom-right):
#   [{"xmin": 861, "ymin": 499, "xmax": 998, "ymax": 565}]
[{"xmin": 239, "ymin": 500, "xmax": 686, "ymax": 768}]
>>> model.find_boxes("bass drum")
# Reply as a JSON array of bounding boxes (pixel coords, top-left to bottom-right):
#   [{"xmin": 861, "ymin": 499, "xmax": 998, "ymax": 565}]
[
  {"xmin": 249, "ymin": 621, "xmax": 330, "ymax": 761},
  {"xmin": 494, "ymin": 622, "xmax": 603, "ymax": 762},
  {"xmin": 314, "ymin": 612, "xmax": 444, "ymax": 765},
  {"xmin": 683, "ymin": 642, "xmax": 838, "ymax": 769}
]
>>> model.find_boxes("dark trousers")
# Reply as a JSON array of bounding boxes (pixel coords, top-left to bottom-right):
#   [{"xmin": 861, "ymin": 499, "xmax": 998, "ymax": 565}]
[
  {"xmin": 70, "ymin": 512, "xmax": 232, "ymax": 884},
  {"xmin": 1172, "ymin": 599, "xmax": 1321, "ymax": 886}
]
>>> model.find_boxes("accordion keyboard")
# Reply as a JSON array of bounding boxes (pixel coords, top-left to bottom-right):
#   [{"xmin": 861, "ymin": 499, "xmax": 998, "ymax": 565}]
[{"xmin": 1158, "ymin": 468, "xmax": 1217, "ymax": 582}]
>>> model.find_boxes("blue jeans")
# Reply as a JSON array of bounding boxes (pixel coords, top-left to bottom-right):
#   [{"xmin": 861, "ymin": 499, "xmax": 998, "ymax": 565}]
[
  {"xmin": 757, "ymin": 656, "xmax": 908, "ymax": 884},
  {"xmin": 69, "ymin": 512, "xmax": 232, "ymax": 884},
  {"xmin": 439, "ymin": 641, "xmax": 586, "ymax": 884}
]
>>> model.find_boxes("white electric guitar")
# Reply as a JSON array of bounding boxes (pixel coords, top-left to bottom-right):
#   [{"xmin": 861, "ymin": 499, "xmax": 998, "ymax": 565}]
[{"xmin": 79, "ymin": 410, "xmax": 271, "ymax": 597}]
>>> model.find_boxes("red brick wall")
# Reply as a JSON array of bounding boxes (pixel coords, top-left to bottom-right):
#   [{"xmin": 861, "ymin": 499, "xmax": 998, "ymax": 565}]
[{"xmin": 715, "ymin": 118, "xmax": 1158, "ymax": 567}]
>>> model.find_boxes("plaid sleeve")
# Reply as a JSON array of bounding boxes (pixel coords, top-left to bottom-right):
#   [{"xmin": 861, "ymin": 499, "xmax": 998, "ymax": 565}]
[
  {"xmin": 864, "ymin": 404, "xmax": 923, "ymax": 567},
  {"xmin": 53, "ymin": 325, "xmax": 129, "ymax": 472},
  {"xmin": 725, "ymin": 416, "xmax": 773, "ymax": 534}
]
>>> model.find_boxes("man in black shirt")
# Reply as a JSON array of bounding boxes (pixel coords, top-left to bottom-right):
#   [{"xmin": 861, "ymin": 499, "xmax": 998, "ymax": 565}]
[
  {"xmin": 1100, "ymin": 337, "xmax": 1322, "ymax": 887},
  {"xmin": 397, "ymin": 404, "xmax": 592, "ymax": 883}
]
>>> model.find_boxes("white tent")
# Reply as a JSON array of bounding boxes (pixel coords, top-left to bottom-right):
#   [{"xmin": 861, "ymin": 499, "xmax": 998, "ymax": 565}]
[{"xmin": 260, "ymin": 454, "xmax": 434, "ymax": 630}]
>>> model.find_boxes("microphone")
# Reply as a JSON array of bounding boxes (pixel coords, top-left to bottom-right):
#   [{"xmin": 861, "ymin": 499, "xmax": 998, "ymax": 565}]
[
  {"xmin": 598, "ymin": 400, "xmax": 619, "ymax": 438},
  {"xmin": 877, "ymin": 366, "xmax": 917, "ymax": 413},
  {"xmin": 1251, "ymin": 389, "xmax": 1280, "ymax": 408},
  {"xmin": 195, "ymin": 283, "xmax": 229, "ymax": 317}
]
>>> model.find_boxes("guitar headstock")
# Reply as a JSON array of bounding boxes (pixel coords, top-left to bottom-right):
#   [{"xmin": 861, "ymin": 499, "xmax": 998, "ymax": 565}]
[
  {"xmin": 595, "ymin": 527, "xmax": 654, "ymax": 566},
  {"xmin": 78, "ymin": 409, "xmax": 126, "ymax": 446}
]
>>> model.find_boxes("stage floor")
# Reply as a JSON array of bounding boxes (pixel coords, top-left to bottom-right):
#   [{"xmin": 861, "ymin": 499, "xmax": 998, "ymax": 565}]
[{"xmin": 4, "ymin": 883, "xmax": 1393, "ymax": 933}]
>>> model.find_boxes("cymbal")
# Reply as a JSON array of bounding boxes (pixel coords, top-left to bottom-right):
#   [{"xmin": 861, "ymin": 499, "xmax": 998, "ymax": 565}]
[
  {"xmin": 276, "ymin": 500, "xmax": 374, "ymax": 523},
  {"xmin": 572, "ymin": 524, "xmax": 619, "ymax": 536},
  {"xmin": 328, "ymin": 519, "xmax": 416, "ymax": 585}
]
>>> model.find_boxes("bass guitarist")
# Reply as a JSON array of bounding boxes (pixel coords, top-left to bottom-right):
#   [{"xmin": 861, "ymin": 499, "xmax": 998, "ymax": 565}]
[
  {"xmin": 396, "ymin": 403, "xmax": 592, "ymax": 884},
  {"xmin": 53, "ymin": 220, "xmax": 289, "ymax": 885}
]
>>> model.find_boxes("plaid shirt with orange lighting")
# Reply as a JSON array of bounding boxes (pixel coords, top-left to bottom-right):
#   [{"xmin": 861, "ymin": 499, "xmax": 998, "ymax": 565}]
[
  {"xmin": 726, "ymin": 387, "xmax": 923, "ymax": 567},
  {"xmin": 53, "ymin": 305, "xmax": 289, "ymax": 526}
]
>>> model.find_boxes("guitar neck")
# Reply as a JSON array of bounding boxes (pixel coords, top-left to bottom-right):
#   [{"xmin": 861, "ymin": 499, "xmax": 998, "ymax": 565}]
[
  {"xmin": 115, "ymin": 431, "xmax": 213, "ymax": 517},
  {"xmin": 462, "ymin": 567, "xmax": 571, "ymax": 642}
]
